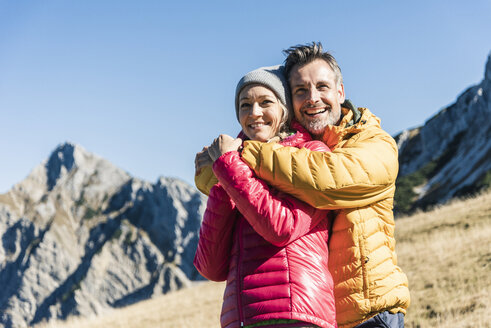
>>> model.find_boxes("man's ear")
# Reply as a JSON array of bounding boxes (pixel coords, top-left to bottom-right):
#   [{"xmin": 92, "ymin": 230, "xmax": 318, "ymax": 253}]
[{"xmin": 337, "ymin": 83, "xmax": 345, "ymax": 103}]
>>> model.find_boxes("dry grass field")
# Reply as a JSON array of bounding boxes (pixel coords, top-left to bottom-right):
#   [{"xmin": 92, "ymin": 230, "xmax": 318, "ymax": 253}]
[
  {"xmin": 37, "ymin": 191, "xmax": 491, "ymax": 328},
  {"xmin": 396, "ymin": 191, "xmax": 491, "ymax": 327},
  {"xmin": 36, "ymin": 281, "xmax": 226, "ymax": 328}
]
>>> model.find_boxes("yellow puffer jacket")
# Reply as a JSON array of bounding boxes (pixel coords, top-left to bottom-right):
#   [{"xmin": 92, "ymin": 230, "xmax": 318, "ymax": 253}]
[
  {"xmin": 195, "ymin": 164, "xmax": 218, "ymax": 195},
  {"xmin": 239, "ymin": 107, "xmax": 410, "ymax": 327}
]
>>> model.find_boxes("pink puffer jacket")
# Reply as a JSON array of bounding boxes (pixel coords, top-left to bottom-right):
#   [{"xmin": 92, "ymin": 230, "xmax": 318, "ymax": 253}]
[{"xmin": 194, "ymin": 125, "xmax": 337, "ymax": 328}]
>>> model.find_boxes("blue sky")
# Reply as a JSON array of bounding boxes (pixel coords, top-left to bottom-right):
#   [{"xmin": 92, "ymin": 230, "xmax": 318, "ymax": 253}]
[{"xmin": 1, "ymin": 0, "xmax": 490, "ymax": 192}]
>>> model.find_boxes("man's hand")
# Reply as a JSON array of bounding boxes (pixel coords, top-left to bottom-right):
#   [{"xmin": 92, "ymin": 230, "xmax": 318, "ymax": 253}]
[
  {"xmin": 208, "ymin": 134, "xmax": 243, "ymax": 162},
  {"xmin": 195, "ymin": 146, "xmax": 213, "ymax": 174}
]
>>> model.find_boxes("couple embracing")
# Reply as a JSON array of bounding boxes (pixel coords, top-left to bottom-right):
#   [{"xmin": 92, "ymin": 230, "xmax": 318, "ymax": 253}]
[{"xmin": 194, "ymin": 42, "xmax": 410, "ymax": 328}]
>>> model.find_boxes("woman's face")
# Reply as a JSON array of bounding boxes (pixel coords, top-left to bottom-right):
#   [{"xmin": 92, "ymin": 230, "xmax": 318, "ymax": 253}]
[{"xmin": 238, "ymin": 85, "xmax": 284, "ymax": 142}]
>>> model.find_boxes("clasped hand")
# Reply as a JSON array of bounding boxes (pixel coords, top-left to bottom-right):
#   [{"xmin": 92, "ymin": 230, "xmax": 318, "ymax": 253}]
[{"xmin": 195, "ymin": 134, "xmax": 242, "ymax": 173}]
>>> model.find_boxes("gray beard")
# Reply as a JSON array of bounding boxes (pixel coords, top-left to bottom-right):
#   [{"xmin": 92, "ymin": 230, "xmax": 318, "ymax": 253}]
[{"xmin": 304, "ymin": 118, "xmax": 328, "ymax": 136}]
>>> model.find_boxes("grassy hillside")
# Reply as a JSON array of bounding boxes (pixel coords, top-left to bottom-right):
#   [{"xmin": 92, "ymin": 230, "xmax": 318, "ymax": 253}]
[
  {"xmin": 37, "ymin": 191, "xmax": 491, "ymax": 328},
  {"xmin": 36, "ymin": 281, "xmax": 226, "ymax": 328},
  {"xmin": 395, "ymin": 190, "xmax": 491, "ymax": 327}
]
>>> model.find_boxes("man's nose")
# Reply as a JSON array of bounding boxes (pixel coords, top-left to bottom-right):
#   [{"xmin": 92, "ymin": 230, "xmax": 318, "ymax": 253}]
[{"xmin": 307, "ymin": 88, "xmax": 320, "ymax": 104}]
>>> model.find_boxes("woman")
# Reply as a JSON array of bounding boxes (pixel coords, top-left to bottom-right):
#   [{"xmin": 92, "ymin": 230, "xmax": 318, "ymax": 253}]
[{"xmin": 194, "ymin": 66, "xmax": 336, "ymax": 328}]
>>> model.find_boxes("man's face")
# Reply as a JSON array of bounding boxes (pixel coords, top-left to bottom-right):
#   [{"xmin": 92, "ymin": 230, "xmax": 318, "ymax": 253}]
[{"xmin": 289, "ymin": 59, "xmax": 345, "ymax": 137}]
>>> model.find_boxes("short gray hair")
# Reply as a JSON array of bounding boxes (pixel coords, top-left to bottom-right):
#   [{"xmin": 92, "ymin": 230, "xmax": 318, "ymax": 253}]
[{"xmin": 283, "ymin": 42, "xmax": 343, "ymax": 86}]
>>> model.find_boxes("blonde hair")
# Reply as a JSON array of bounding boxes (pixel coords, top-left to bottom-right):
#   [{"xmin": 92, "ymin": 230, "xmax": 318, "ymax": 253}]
[{"xmin": 277, "ymin": 101, "xmax": 294, "ymax": 140}]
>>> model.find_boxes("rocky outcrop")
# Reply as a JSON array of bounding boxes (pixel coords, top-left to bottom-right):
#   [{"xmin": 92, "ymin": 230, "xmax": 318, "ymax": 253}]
[
  {"xmin": 394, "ymin": 52, "xmax": 491, "ymax": 214},
  {"xmin": 0, "ymin": 143, "xmax": 206, "ymax": 327}
]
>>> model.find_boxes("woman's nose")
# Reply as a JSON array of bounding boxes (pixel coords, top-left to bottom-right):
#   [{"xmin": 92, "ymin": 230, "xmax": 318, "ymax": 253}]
[{"xmin": 251, "ymin": 103, "xmax": 262, "ymax": 117}]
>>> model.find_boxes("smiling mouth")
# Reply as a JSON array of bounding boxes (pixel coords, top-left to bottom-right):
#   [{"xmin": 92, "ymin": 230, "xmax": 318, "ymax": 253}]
[
  {"xmin": 248, "ymin": 122, "xmax": 269, "ymax": 128},
  {"xmin": 304, "ymin": 108, "xmax": 327, "ymax": 116}
]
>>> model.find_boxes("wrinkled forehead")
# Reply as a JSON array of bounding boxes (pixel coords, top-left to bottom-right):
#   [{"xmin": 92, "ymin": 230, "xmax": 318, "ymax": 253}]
[
  {"xmin": 289, "ymin": 60, "xmax": 339, "ymax": 86},
  {"xmin": 239, "ymin": 84, "xmax": 278, "ymax": 100}
]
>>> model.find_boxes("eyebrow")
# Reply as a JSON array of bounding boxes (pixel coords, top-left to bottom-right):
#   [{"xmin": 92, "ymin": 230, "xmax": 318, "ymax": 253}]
[
  {"xmin": 290, "ymin": 80, "xmax": 306, "ymax": 87},
  {"xmin": 292, "ymin": 80, "xmax": 331, "ymax": 88},
  {"xmin": 291, "ymin": 83, "xmax": 306, "ymax": 90},
  {"xmin": 239, "ymin": 95, "xmax": 274, "ymax": 101}
]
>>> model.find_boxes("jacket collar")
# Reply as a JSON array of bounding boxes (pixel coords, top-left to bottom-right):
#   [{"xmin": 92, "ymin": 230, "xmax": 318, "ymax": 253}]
[
  {"xmin": 238, "ymin": 120, "xmax": 313, "ymax": 146},
  {"xmin": 342, "ymin": 99, "xmax": 361, "ymax": 127},
  {"xmin": 280, "ymin": 120, "xmax": 313, "ymax": 147},
  {"xmin": 321, "ymin": 100, "xmax": 376, "ymax": 149}
]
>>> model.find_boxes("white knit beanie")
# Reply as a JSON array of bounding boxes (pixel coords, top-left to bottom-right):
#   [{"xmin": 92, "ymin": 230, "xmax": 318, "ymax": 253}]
[{"xmin": 234, "ymin": 65, "xmax": 292, "ymax": 121}]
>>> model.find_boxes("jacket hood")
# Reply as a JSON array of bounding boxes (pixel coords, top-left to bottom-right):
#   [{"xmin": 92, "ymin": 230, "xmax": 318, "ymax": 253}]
[{"xmin": 321, "ymin": 100, "xmax": 381, "ymax": 150}]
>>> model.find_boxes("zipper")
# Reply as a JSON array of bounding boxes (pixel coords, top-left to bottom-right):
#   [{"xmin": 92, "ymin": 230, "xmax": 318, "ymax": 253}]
[{"xmin": 236, "ymin": 218, "xmax": 245, "ymax": 326}]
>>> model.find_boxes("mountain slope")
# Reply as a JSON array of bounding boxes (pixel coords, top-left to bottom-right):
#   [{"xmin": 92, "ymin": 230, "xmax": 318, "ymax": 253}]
[
  {"xmin": 3, "ymin": 51, "xmax": 491, "ymax": 327},
  {"xmin": 394, "ymin": 52, "xmax": 491, "ymax": 214},
  {"xmin": 34, "ymin": 190, "xmax": 491, "ymax": 328},
  {"xmin": 0, "ymin": 143, "xmax": 207, "ymax": 327}
]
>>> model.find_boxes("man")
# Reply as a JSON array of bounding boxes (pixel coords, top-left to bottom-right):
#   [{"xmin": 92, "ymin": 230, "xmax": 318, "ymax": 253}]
[{"xmin": 195, "ymin": 42, "xmax": 410, "ymax": 328}]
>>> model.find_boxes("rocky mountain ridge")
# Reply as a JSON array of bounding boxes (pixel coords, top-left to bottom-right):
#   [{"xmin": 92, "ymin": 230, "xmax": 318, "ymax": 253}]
[
  {"xmin": 2, "ymin": 51, "xmax": 490, "ymax": 327},
  {"xmin": 0, "ymin": 143, "xmax": 206, "ymax": 327},
  {"xmin": 394, "ymin": 52, "xmax": 491, "ymax": 214}
]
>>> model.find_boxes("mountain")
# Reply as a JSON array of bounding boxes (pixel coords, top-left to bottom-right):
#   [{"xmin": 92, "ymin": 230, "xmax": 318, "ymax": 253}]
[
  {"xmin": 2, "ymin": 52, "xmax": 490, "ymax": 327},
  {"xmin": 34, "ymin": 190, "xmax": 491, "ymax": 328},
  {"xmin": 394, "ymin": 52, "xmax": 491, "ymax": 215},
  {"xmin": 0, "ymin": 143, "xmax": 207, "ymax": 327}
]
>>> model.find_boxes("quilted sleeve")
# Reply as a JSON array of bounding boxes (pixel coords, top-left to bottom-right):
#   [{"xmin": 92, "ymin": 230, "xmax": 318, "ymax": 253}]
[
  {"xmin": 193, "ymin": 184, "xmax": 236, "ymax": 281},
  {"xmin": 240, "ymin": 127, "xmax": 398, "ymax": 210},
  {"xmin": 213, "ymin": 151, "xmax": 328, "ymax": 247}
]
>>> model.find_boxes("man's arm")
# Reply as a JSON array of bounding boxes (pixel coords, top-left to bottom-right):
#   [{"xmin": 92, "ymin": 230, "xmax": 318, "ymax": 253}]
[
  {"xmin": 213, "ymin": 151, "xmax": 328, "ymax": 247},
  {"xmin": 194, "ymin": 136, "xmax": 242, "ymax": 196},
  {"xmin": 194, "ymin": 146, "xmax": 218, "ymax": 195},
  {"xmin": 240, "ymin": 127, "xmax": 398, "ymax": 210},
  {"xmin": 195, "ymin": 165, "xmax": 217, "ymax": 196}
]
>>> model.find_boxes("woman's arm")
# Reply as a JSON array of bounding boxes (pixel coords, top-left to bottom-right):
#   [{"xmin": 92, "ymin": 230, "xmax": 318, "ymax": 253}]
[
  {"xmin": 213, "ymin": 151, "xmax": 328, "ymax": 247},
  {"xmin": 193, "ymin": 184, "xmax": 236, "ymax": 281}
]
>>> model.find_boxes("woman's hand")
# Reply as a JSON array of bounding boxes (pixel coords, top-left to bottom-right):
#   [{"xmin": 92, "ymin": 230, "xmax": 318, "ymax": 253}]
[
  {"xmin": 195, "ymin": 146, "xmax": 213, "ymax": 174},
  {"xmin": 208, "ymin": 134, "xmax": 242, "ymax": 161}
]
